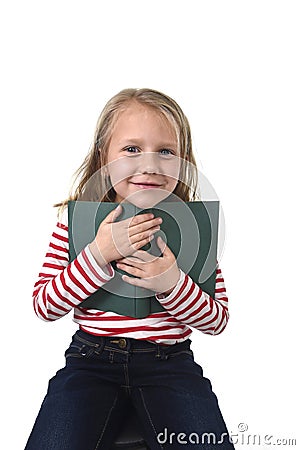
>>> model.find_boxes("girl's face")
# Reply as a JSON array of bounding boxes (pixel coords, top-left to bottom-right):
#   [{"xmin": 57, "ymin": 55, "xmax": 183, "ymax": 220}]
[{"xmin": 105, "ymin": 101, "xmax": 181, "ymax": 208}]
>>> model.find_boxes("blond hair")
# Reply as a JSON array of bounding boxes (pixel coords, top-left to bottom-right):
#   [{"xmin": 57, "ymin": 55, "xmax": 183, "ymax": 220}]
[{"xmin": 55, "ymin": 88, "xmax": 200, "ymax": 213}]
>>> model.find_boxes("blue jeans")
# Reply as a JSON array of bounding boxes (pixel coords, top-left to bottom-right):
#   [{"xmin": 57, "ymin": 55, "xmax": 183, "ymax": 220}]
[{"xmin": 25, "ymin": 330, "xmax": 235, "ymax": 449}]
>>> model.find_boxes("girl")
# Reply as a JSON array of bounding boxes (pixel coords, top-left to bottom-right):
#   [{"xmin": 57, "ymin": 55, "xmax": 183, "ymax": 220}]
[{"xmin": 25, "ymin": 88, "xmax": 234, "ymax": 449}]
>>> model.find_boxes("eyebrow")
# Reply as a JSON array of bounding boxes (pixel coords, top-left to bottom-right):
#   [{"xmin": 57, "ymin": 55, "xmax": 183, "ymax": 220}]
[{"xmin": 118, "ymin": 138, "xmax": 179, "ymax": 150}]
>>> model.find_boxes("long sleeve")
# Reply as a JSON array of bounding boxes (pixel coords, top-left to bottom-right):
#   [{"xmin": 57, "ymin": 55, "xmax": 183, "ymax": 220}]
[
  {"xmin": 33, "ymin": 220, "xmax": 115, "ymax": 322},
  {"xmin": 155, "ymin": 266, "xmax": 229, "ymax": 335}
]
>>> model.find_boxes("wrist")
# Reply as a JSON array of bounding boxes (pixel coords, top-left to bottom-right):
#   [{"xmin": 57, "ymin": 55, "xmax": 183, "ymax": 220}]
[
  {"xmin": 89, "ymin": 241, "xmax": 110, "ymax": 268},
  {"xmin": 162, "ymin": 287, "xmax": 175, "ymax": 296},
  {"xmin": 156, "ymin": 287, "xmax": 174, "ymax": 299},
  {"xmin": 160, "ymin": 268, "xmax": 181, "ymax": 296}
]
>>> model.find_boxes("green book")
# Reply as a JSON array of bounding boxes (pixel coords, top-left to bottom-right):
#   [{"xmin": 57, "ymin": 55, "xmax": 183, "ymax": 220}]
[{"xmin": 68, "ymin": 200, "xmax": 219, "ymax": 318}]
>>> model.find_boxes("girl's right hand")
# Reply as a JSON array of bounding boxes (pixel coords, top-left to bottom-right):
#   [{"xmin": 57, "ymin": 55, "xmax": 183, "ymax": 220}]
[{"xmin": 90, "ymin": 204, "xmax": 162, "ymax": 266}]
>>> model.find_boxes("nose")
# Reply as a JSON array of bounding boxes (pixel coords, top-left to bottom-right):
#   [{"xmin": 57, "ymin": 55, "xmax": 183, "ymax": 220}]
[{"xmin": 139, "ymin": 152, "xmax": 158, "ymax": 174}]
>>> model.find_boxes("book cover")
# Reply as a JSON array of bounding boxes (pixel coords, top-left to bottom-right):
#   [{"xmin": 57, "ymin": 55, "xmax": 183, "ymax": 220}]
[{"xmin": 68, "ymin": 199, "xmax": 219, "ymax": 318}]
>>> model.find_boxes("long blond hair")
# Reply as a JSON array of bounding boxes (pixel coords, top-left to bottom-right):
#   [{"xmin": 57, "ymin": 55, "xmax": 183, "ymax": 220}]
[{"xmin": 55, "ymin": 88, "xmax": 200, "ymax": 213}]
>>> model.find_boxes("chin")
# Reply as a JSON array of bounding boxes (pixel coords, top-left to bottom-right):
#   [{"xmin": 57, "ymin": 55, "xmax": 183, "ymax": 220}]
[{"xmin": 126, "ymin": 189, "xmax": 171, "ymax": 209}]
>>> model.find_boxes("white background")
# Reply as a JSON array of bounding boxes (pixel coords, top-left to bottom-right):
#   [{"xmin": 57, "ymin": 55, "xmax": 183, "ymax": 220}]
[{"xmin": 1, "ymin": 1, "xmax": 299, "ymax": 449}]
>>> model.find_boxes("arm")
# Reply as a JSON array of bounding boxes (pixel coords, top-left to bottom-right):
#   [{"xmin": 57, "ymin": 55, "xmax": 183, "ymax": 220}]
[
  {"xmin": 33, "ymin": 212, "xmax": 115, "ymax": 322},
  {"xmin": 155, "ymin": 265, "xmax": 229, "ymax": 335}
]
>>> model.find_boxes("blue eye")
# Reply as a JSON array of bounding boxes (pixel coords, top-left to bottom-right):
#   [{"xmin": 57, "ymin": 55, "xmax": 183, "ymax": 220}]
[
  {"xmin": 123, "ymin": 147, "xmax": 175, "ymax": 157},
  {"xmin": 159, "ymin": 149, "xmax": 175, "ymax": 158},
  {"xmin": 125, "ymin": 146, "xmax": 140, "ymax": 154}
]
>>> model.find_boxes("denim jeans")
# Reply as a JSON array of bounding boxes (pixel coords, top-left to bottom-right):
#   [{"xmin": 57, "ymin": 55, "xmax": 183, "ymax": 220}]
[{"xmin": 25, "ymin": 330, "xmax": 235, "ymax": 449}]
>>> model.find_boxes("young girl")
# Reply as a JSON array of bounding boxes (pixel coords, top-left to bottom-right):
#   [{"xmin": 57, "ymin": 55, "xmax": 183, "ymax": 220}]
[{"xmin": 25, "ymin": 88, "xmax": 234, "ymax": 449}]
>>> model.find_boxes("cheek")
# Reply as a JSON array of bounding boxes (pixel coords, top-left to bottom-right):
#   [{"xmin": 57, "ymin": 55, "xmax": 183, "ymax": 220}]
[
  {"xmin": 162, "ymin": 160, "xmax": 181, "ymax": 184},
  {"xmin": 108, "ymin": 158, "xmax": 136, "ymax": 186}
]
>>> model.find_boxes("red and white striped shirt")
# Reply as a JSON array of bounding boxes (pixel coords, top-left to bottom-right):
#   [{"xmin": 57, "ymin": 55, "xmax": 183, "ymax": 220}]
[{"xmin": 33, "ymin": 209, "xmax": 230, "ymax": 344}]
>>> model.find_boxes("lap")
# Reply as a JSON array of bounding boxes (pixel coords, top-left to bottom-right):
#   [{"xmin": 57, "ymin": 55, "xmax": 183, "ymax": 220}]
[
  {"xmin": 25, "ymin": 332, "xmax": 234, "ymax": 450},
  {"xmin": 130, "ymin": 354, "xmax": 235, "ymax": 449},
  {"xmin": 25, "ymin": 360, "xmax": 130, "ymax": 450}
]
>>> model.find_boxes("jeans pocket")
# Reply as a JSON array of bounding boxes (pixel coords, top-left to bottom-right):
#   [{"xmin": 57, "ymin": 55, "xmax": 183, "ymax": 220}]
[
  {"xmin": 64, "ymin": 343, "xmax": 91, "ymax": 359},
  {"xmin": 167, "ymin": 349, "xmax": 194, "ymax": 359},
  {"xmin": 64, "ymin": 335, "xmax": 104, "ymax": 360}
]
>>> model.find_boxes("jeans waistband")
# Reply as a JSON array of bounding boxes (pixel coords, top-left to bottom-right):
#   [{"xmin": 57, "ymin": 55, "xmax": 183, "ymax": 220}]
[{"xmin": 75, "ymin": 329, "xmax": 191, "ymax": 355}]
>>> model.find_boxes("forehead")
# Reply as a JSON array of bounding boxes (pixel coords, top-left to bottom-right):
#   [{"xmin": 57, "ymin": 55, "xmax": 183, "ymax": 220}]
[{"xmin": 111, "ymin": 101, "xmax": 178, "ymax": 141}]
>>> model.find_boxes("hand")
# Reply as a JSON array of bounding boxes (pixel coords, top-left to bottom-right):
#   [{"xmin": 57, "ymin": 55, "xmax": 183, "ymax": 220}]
[
  {"xmin": 90, "ymin": 204, "xmax": 162, "ymax": 265},
  {"xmin": 115, "ymin": 236, "xmax": 180, "ymax": 295}
]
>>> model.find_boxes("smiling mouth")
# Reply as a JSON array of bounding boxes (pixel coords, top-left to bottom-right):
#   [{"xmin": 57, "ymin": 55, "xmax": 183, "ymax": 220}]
[{"xmin": 131, "ymin": 183, "xmax": 162, "ymax": 189}]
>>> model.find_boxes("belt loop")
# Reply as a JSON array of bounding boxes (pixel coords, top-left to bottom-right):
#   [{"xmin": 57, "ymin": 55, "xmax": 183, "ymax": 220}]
[
  {"xmin": 155, "ymin": 344, "xmax": 161, "ymax": 359},
  {"xmin": 155, "ymin": 344, "xmax": 169, "ymax": 360}
]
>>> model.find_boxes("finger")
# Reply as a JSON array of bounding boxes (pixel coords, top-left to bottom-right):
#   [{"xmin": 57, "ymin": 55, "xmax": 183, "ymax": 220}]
[
  {"xmin": 116, "ymin": 263, "xmax": 144, "ymax": 277},
  {"xmin": 128, "ymin": 217, "xmax": 162, "ymax": 238},
  {"xmin": 128, "ymin": 213, "xmax": 155, "ymax": 228},
  {"xmin": 131, "ymin": 234, "xmax": 155, "ymax": 251},
  {"xmin": 130, "ymin": 250, "xmax": 157, "ymax": 263},
  {"xmin": 121, "ymin": 274, "xmax": 146, "ymax": 288},
  {"xmin": 117, "ymin": 254, "xmax": 154, "ymax": 269},
  {"xmin": 129, "ymin": 227, "xmax": 159, "ymax": 245},
  {"xmin": 117, "ymin": 256, "xmax": 143, "ymax": 267},
  {"xmin": 156, "ymin": 236, "xmax": 169, "ymax": 255},
  {"xmin": 104, "ymin": 204, "xmax": 123, "ymax": 223}
]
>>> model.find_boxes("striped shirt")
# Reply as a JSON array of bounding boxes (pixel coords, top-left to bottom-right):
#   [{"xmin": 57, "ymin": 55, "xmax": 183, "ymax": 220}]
[{"xmin": 33, "ymin": 209, "xmax": 229, "ymax": 344}]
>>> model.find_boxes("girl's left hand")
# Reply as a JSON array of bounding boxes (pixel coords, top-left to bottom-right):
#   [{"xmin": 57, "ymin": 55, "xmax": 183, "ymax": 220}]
[{"xmin": 116, "ymin": 236, "xmax": 180, "ymax": 296}]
